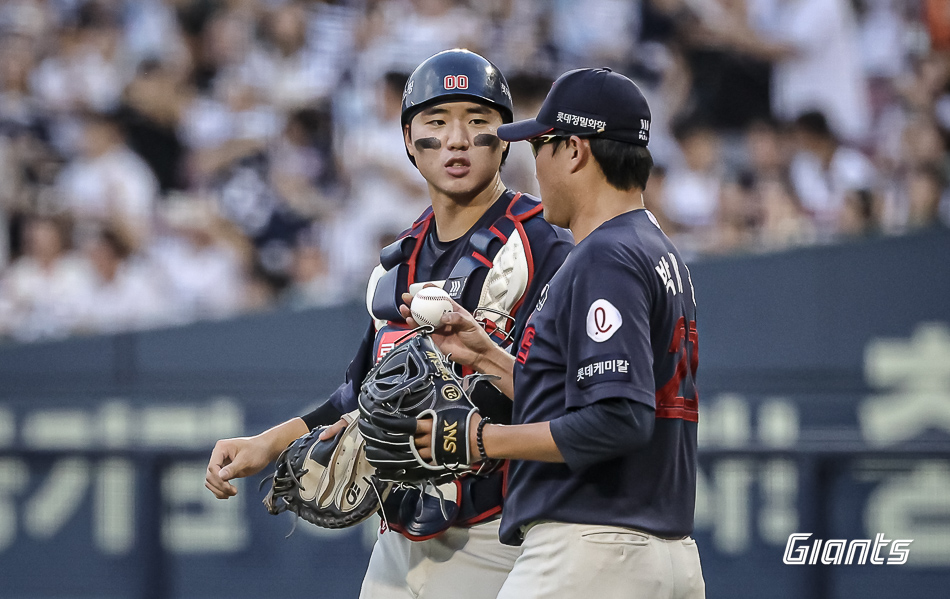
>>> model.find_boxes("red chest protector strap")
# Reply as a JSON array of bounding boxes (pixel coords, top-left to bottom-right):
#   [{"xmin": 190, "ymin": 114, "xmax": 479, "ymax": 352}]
[{"xmin": 370, "ymin": 208, "xmax": 433, "ymax": 323}]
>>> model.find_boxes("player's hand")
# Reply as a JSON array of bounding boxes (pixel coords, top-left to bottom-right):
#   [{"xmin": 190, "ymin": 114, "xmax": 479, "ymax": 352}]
[
  {"xmin": 411, "ymin": 414, "xmax": 481, "ymax": 464},
  {"xmin": 205, "ymin": 437, "xmax": 274, "ymax": 499},
  {"xmin": 400, "ymin": 291, "xmax": 497, "ymax": 371},
  {"xmin": 318, "ymin": 417, "xmax": 349, "ymax": 441}
]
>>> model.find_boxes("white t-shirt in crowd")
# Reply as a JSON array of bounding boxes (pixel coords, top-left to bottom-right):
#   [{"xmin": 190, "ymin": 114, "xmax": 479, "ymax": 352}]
[
  {"xmin": 0, "ymin": 254, "xmax": 94, "ymax": 341},
  {"xmin": 789, "ymin": 146, "xmax": 877, "ymax": 229},
  {"xmin": 662, "ymin": 168, "xmax": 721, "ymax": 229},
  {"xmin": 56, "ymin": 146, "xmax": 159, "ymax": 235},
  {"xmin": 73, "ymin": 260, "xmax": 171, "ymax": 334},
  {"xmin": 755, "ymin": 0, "xmax": 871, "ymax": 141}
]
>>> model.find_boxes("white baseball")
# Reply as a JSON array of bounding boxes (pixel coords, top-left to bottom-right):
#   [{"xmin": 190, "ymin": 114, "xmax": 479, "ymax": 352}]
[{"xmin": 410, "ymin": 287, "xmax": 454, "ymax": 328}]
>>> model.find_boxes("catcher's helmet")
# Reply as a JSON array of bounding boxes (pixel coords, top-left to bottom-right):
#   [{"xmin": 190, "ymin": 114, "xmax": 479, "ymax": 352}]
[{"xmin": 401, "ymin": 49, "xmax": 513, "ymax": 128}]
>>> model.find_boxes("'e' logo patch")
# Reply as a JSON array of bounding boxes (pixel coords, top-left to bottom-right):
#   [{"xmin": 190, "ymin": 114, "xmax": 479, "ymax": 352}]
[{"xmin": 586, "ymin": 299, "xmax": 622, "ymax": 342}]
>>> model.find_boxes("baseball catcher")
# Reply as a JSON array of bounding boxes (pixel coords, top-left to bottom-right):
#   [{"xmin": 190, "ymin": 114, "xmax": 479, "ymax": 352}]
[
  {"xmin": 358, "ymin": 332, "xmax": 496, "ymax": 486},
  {"xmin": 262, "ymin": 412, "xmax": 386, "ymax": 530}
]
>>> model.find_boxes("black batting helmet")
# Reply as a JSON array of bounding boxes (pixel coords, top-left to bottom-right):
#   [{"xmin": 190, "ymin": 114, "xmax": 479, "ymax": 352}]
[
  {"xmin": 401, "ymin": 49, "xmax": 513, "ymax": 128},
  {"xmin": 401, "ymin": 50, "xmax": 514, "ymax": 167}
]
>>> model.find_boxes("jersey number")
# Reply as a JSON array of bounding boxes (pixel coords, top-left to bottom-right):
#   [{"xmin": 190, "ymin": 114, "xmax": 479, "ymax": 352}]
[
  {"xmin": 656, "ymin": 317, "xmax": 698, "ymax": 422},
  {"xmin": 443, "ymin": 75, "xmax": 469, "ymax": 90}
]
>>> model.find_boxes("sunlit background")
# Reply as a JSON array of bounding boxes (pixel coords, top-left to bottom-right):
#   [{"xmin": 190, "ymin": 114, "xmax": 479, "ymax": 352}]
[{"xmin": 0, "ymin": 1, "xmax": 948, "ymax": 598}]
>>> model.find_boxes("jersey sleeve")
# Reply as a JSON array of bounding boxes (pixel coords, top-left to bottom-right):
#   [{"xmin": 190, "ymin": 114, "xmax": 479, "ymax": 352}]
[
  {"xmin": 561, "ymin": 250, "xmax": 655, "ymax": 410},
  {"xmin": 301, "ymin": 319, "xmax": 376, "ymax": 427},
  {"xmin": 549, "ymin": 397, "xmax": 655, "ymax": 472}
]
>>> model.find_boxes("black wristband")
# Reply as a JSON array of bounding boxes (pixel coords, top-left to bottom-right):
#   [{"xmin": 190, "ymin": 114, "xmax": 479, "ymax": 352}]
[{"xmin": 476, "ymin": 417, "xmax": 492, "ymax": 463}]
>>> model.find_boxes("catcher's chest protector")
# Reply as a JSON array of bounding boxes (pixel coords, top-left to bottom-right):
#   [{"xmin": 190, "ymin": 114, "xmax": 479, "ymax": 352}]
[
  {"xmin": 362, "ymin": 193, "xmax": 540, "ymax": 540},
  {"xmin": 365, "ymin": 192, "xmax": 541, "ymax": 361}
]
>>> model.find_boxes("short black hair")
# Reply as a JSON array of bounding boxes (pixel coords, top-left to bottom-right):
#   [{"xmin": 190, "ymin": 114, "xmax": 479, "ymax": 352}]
[
  {"xmin": 671, "ymin": 115, "xmax": 714, "ymax": 143},
  {"xmin": 384, "ymin": 71, "xmax": 410, "ymax": 96},
  {"xmin": 794, "ymin": 111, "xmax": 834, "ymax": 139},
  {"xmin": 588, "ymin": 138, "xmax": 653, "ymax": 191}
]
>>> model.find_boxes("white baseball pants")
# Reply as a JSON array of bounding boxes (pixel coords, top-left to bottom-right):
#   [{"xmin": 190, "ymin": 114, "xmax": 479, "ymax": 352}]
[
  {"xmin": 496, "ymin": 522, "xmax": 705, "ymax": 599},
  {"xmin": 359, "ymin": 518, "xmax": 522, "ymax": 599}
]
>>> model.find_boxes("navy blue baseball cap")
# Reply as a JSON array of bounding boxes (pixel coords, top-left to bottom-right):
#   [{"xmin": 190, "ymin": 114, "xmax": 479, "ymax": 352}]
[{"xmin": 498, "ymin": 67, "xmax": 651, "ymax": 146}]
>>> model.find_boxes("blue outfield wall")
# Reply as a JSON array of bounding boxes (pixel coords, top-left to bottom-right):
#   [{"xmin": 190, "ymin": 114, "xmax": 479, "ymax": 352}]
[{"xmin": 1, "ymin": 227, "xmax": 949, "ymax": 599}]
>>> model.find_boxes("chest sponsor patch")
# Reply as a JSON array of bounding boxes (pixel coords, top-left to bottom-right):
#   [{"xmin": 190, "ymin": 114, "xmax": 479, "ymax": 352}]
[
  {"xmin": 375, "ymin": 329, "xmax": 416, "ymax": 363},
  {"xmin": 576, "ymin": 354, "xmax": 631, "ymax": 388},
  {"xmin": 586, "ymin": 299, "xmax": 622, "ymax": 342}
]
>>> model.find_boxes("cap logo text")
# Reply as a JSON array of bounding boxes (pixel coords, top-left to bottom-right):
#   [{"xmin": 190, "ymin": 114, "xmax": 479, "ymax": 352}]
[
  {"xmin": 639, "ymin": 118, "xmax": 650, "ymax": 141},
  {"xmin": 556, "ymin": 112, "xmax": 606, "ymax": 131}
]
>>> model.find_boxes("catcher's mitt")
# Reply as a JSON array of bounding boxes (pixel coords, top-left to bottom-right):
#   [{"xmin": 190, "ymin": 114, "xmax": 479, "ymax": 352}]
[
  {"xmin": 358, "ymin": 333, "xmax": 495, "ymax": 485},
  {"xmin": 263, "ymin": 412, "xmax": 386, "ymax": 530}
]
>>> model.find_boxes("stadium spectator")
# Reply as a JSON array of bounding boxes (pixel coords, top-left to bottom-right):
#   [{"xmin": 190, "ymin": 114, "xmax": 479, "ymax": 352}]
[
  {"xmin": 789, "ymin": 111, "xmax": 880, "ymax": 237},
  {"xmin": 281, "ymin": 229, "xmax": 349, "ymax": 311},
  {"xmin": 149, "ymin": 198, "xmax": 245, "ymax": 324},
  {"xmin": 119, "ymin": 60, "xmax": 187, "ymax": 194},
  {"xmin": 751, "ymin": 0, "xmax": 873, "ymax": 143},
  {"xmin": 55, "ymin": 111, "xmax": 159, "ymax": 247},
  {"xmin": 0, "ymin": 0, "xmax": 946, "ymax": 343},
  {"xmin": 662, "ymin": 118, "xmax": 723, "ymax": 251},
  {"xmin": 73, "ymin": 225, "xmax": 169, "ymax": 334},
  {"xmin": 0, "ymin": 214, "xmax": 90, "ymax": 341},
  {"xmin": 180, "ymin": 74, "xmax": 282, "ymax": 185},
  {"xmin": 239, "ymin": 2, "xmax": 341, "ymax": 111},
  {"xmin": 356, "ymin": 0, "xmax": 485, "ymax": 75},
  {"xmin": 904, "ymin": 163, "xmax": 950, "ymax": 228},
  {"xmin": 29, "ymin": 3, "xmax": 125, "ymax": 117},
  {"xmin": 547, "ymin": 0, "xmax": 639, "ymax": 70},
  {"xmin": 742, "ymin": 119, "xmax": 815, "ymax": 250},
  {"xmin": 757, "ymin": 177, "xmax": 816, "ymax": 250}
]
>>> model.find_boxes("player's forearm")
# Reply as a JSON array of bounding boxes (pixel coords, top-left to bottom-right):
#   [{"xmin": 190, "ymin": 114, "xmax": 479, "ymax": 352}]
[
  {"xmin": 474, "ymin": 345, "xmax": 516, "ymax": 399},
  {"xmin": 301, "ymin": 398, "xmax": 344, "ymax": 430},
  {"xmin": 480, "ymin": 421, "xmax": 565, "ymax": 463},
  {"xmin": 256, "ymin": 418, "xmax": 310, "ymax": 459}
]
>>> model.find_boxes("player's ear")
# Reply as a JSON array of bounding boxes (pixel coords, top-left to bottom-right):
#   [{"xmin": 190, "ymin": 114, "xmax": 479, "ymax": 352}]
[
  {"xmin": 568, "ymin": 136, "xmax": 590, "ymax": 174},
  {"xmin": 404, "ymin": 123, "xmax": 415, "ymax": 159}
]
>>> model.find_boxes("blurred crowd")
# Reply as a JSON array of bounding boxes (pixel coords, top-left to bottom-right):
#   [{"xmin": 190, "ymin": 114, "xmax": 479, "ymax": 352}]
[{"xmin": 0, "ymin": 0, "xmax": 948, "ymax": 343}]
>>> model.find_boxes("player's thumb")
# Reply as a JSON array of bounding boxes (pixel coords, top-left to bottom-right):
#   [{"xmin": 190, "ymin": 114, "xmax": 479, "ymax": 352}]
[
  {"xmin": 441, "ymin": 311, "xmax": 463, "ymax": 326},
  {"xmin": 441, "ymin": 310, "xmax": 474, "ymax": 330},
  {"xmin": 219, "ymin": 457, "xmax": 244, "ymax": 481}
]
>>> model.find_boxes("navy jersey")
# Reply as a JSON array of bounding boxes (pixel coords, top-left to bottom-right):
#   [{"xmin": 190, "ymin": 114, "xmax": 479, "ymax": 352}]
[
  {"xmin": 501, "ymin": 209, "xmax": 699, "ymax": 545},
  {"xmin": 324, "ymin": 190, "xmax": 574, "ymax": 419}
]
